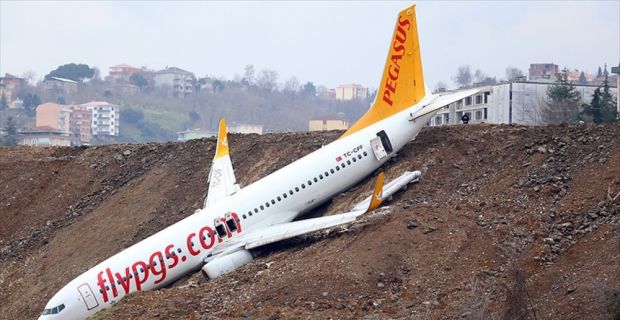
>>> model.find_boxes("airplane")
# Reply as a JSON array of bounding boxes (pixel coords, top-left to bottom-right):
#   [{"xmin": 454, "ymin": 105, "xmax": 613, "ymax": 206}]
[{"xmin": 39, "ymin": 5, "xmax": 478, "ymax": 319}]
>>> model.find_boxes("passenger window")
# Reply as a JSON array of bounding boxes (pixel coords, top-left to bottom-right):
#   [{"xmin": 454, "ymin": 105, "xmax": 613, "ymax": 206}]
[
  {"xmin": 319, "ymin": 174, "xmax": 323, "ymax": 179},
  {"xmin": 265, "ymin": 202, "xmax": 270, "ymax": 207},
  {"xmin": 283, "ymin": 193, "xmax": 287, "ymax": 198},
  {"xmin": 289, "ymin": 190, "xmax": 294, "ymax": 195},
  {"xmin": 314, "ymin": 177, "xmax": 318, "ymax": 182},
  {"xmin": 295, "ymin": 187, "xmax": 299, "ymax": 192},
  {"xmin": 336, "ymin": 166, "xmax": 340, "ymax": 171},
  {"xmin": 358, "ymin": 154, "xmax": 362, "ymax": 159},
  {"xmin": 330, "ymin": 169, "xmax": 335, "ymax": 174},
  {"xmin": 341, "ymin": 163, "xmax": 345, "ymax": 168},
  {"xmin": 352, "ymin": 157, "xmax": 356, "ymax": 162},
  {"xmin": 325, "ymin": 171, "xmax": 329, "ymax": 177},
  {"xmin": 254, "ymin": 208, "xmax": 258, "ymax": 213},
  {"xmin": 363, "ymin": 151, "xmax": 368, "ymax": 156},
  {"xmin": 301, "ymin": 184, "xmax": 306, "ymax": 189},
  {"xmin": 277, "ymin": 196, "xmax": 281, "ymax": 201},
  {"xmin": 260, "ymin": 205, "xmax": 264, "ymax": 210},
  {"xmin": 271, "ymin": 199, "xmax": 275, "ymax": 204},
  {"xmin": 177, "ymin": 248, "xmax": 182, "ymax": 253},
  {"xmin": 308, "ymin": 180, "xmax": 312, "ymax": 185},
  {"xmin": 347, "ymin": 160, "xmax": 351, "ymax": 165}
]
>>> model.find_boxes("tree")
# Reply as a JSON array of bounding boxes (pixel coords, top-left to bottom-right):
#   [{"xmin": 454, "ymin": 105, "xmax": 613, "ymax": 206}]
[
  {"xmin": 44, "ymin": 63, "xmax": 95, "ymax": 82},
  {"xmin": 23, "ymin": 93, "xmax": 41, "ymax": 116},
  {"xmin": 21, "ymin": 71, "xmax": 36, "ymax": 85},
  {"xmin": 453, "ymin": 65, "xmax": 472, "ymax": 87},
  {"xmin": 597, "ymin": 66, "xmax": 603, "ymax": 78},
  {"xmin": 2, "ymin": 117, "xmax": 17, "ymax": 147},
  {"xmin": 0, "ymin": 92, "xmax": 8, "ymax": 110},
  {"xmin": 434, "ymin": 81, "xmax": 448, "ymax": 92},
  {"xmin": 212, "ymin": 79, "xmax": 225, "ymax": 93},
  {"xmin": 302, "ymin": 82, "xmax": 316, "ymax": 96},
  {"xmin": 242, "ymin": 64, "xmax": 255, "ymax": 86},
  {"xmin": 256, "ymin": 69, "xmax": 279, "ymax": 92},
  {"xmin": 577, "ymin": 72, "xmax": 587, "ymax": 85},
  {"xmin": 121, "ymin": 108, "xmax": 144, "ymax": 123},
  {"xmin": 129, "ymin": 73, "xmax": 149, "ymax": 90},
  {"xmin": 283, "ymin": 76, "xmax": 300, "ymax": 94},
  {"xmin": 505, "ymin": 67, "xmax": 524, "ymax": 81},
  {"xmin": 542, "ymin": 68, "xmax": 581, "ymax": 124},
  {"xmin": 583, "ymin": 75, "xmax": 618, "ymax": 123}
]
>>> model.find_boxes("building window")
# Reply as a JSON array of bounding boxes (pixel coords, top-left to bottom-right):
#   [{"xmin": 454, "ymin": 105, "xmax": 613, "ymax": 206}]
[
  {"xmin": 475, "ymin": 95, "xmax": 482, "ymax": 104},
  {"xmin": 465, "ymin": 97, "xmax": 472, "ymax": 105},
  {"xmin": 475, "ymin": 110, "xmax": 483, "ymax": 120},
  {"xmin": 435, "ymin": 116, "xmax": 443, "ymax": 125}
]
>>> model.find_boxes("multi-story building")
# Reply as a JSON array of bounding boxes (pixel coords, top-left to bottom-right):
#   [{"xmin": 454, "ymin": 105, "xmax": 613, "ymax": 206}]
[
  {"xmin": 153, "ymin": 67, "xmax": 195, "ymax": 97},
  {"xmin": 428, "ymin": 80, "xmax": 618, "ymax": 127},
  {"xmin": 335, "ymin": 83, "xmax": 368, "ymax": 100},
  {"xmin": 612, "ymin": 65, "xmax": 620, "ymax": 115},
  {"xmin": 309, "ymin": 115, "xmax": 349, "ymax": 131},
  {"xmin": 0, "ymin": 73, "xmax": 26, "ymax": 92},
  {"xmin": 109, "ymin": 64, "xmax": 143, "ymax": 80},
  {"xmin": 69, "ymin": 105, "xmax": 92, "ymax": 145},
  {"xmin": 17, "ymin": 126, "xmax": 71, "ymax": 146},
  {"xmin": 43, "ymin": 77, "xmax": 78, "ymax": 93},
  {"xmin": 36, "ymin": 102, "xmax": 72, "ymax": 133},
  {"xmin": 528, "ymin": 63, "xmax": 559, "ymax": 81},
  {"xmin": 81, "ymin": 101, "xmax": 120, "ymax": 137}
]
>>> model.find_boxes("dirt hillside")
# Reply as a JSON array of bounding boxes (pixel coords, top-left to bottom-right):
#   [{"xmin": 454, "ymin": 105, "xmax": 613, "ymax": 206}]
[{"xmin": 0, "ymin": 124, "xmax": 619, "ymax": 320}]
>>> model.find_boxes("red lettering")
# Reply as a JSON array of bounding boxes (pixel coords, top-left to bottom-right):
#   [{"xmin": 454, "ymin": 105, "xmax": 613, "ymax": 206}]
[
  {"xmin": 199, "ymin": 226, "xmax": 215, "ymax": 250},
  {"xmin": 114, "ymin": 267, "xmax": 132, "ymax": 294},
  {"xmin": 186, "ymin": 233, "xmax": 201, "ymax": 256},
  {"xmin": 230, "ymin": 212, "xmax": 242, "ymax": 233},
  {"xmin": 97, "ymin": 271, "xmax": 109, "ymax": 303},
  {"xmin": 388, "ymin": 65, "xmax": 400, "ymax": 81},
  {"xmin": 165, "ymin": 245, "xmax": 179, "ymax": 269},
  {"xmin": 398, "ymin": 15, "xmax": 411, "ymax": 30},
  {"xmin": 386, "ymin": 78, "xmax": 397, "ymax": 93},
  {"xmin": 105, "ymin": 268, "xmax": 118, "ymax": 298},
  {"xmin": 131, "ymin": 261, "xmax": 149, "ymax": 291},
  {"xmin": 149, "ymin": 252, "xmax": 167, "ymax": 284},
  {"xmin": 394, "ymin": 25, "xmax": 407, "ymax": 44},
  {"xmin": 382, "ymin": 90, "xmax": 393, "ymax": 106}
]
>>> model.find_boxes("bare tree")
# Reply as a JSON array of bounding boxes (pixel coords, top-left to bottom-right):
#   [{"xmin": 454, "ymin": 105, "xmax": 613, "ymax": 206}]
[
  {"xmin": 21, "ymin": 70, "xmax": 37, "ymax": 85},
  {"xmin": 453, "ymin": 65, "xmax": 472, "ymax": 87},
  {"xmin": 256, "ymin": 69, "xmax": 279, "ymax": 92},
  {"xmin": 506, "ymin": 67, "xmax": 524, "ymax": 81},
  {"xmin": 243, "ymin": 64, "xmax": 255, "ymax": 86},
  {"xmin": 283, "ymin": 76, "xmax": 300, "ymax": 94}
]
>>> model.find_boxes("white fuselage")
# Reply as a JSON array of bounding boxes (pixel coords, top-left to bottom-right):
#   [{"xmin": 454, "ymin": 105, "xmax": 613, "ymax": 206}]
[{"xmin": 39, "ymin": 95, "xmax": 439, "ymax": 319}]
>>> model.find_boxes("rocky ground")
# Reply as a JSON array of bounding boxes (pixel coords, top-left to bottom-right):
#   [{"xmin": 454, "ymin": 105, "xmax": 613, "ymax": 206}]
[{"xmin": 0, "ymin": 124, "xmax": 619, "ymax": 320}]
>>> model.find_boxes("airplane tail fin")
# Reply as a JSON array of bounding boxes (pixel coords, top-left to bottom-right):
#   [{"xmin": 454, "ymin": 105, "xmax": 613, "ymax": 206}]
[{"xmin": 342, "ymin": 5, "xmax": 425, "ymax": 138}]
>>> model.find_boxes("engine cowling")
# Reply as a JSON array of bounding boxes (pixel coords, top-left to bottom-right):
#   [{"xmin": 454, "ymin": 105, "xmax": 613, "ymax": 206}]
[{"xmin": 202, "ymin": 249, "xmax": 254, "ymax": 279}]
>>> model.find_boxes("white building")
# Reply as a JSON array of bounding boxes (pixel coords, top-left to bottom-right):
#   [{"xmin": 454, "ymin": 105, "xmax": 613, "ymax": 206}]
[
  {"xmin": 229, "ymin": 123, "xmax": 263, "ymax": 135},
  {"xmin": 81, "ymin": 101, "xmax": 120, "ymax": 136},
  {"xmin": 429, "ymin": 80, "xmax": 618, "ymax": 127},
  {"xmin": 154, "ymin": 67, "xmax": 195, "ymax": 97},
  {"xmin": 335, "ymin": 84, "xmax": 368, "ymax": 100}
]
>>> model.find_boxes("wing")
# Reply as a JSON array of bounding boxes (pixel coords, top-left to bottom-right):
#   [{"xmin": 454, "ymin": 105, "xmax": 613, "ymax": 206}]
[
  {"xmin": 408, "ymin": 88, "xmax": 481, "ymax": 122},
  {"xmin": 204, "ymin": 119, "xmax": 240, "ymax": 207},
  {"xmin": 206, "ymin": 171, "xmax": 421, "ymax": 259}
]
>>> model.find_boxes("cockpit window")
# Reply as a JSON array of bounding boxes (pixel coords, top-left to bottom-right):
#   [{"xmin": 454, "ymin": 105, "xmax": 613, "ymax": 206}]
[{"xmin": 41, "ymin": 304, "xmax": 65, "ymax": 315}]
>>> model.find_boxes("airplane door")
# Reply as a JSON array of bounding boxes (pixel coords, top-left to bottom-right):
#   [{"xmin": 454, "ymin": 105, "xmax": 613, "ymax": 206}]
[
  {"xmin": 77, "ymin": 283, "xmax": 99, "ymax": 310},
  {"xmin": 370, "ymin": 130, "xmax": 393, "ymax": 160}
]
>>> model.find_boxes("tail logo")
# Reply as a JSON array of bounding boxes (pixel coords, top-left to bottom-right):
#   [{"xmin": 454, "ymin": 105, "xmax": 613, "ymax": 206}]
[{"xmin": 382, "ymin": 15, "xmax": 412, "ymax": 107}]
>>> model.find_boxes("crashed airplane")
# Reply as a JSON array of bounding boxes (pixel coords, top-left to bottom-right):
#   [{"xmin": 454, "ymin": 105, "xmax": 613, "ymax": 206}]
[{"xmin": 39, "ymin": 5, "xmax": 478, "ymax": 319}]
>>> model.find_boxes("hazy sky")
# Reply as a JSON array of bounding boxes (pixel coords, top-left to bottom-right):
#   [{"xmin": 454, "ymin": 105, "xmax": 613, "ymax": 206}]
[{"xmin": 1, "ymin": 1, "xmax": 618, "ymax": 90}]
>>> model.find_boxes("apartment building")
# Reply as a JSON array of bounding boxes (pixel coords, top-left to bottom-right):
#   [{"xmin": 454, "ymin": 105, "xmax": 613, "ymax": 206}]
[
  {"xmin": 17, "ymin": 126, "xmax": 71, "ymax": 147},
  {"xmin": 69, "ymin": 105, "xmax": 92, "ymax": 145},
  {"xmin": 81, "ymin": 101, "xmax": 120, "ymax": 137},
  {"xmin": 154, "ymin": 67, "xmax": 195, "ymax": 97},
  {"xmin": 309, "ymin": 115, "xmax": 349, "ymax": 131},
  {"xmin": 335, "ymin": 84, "xmax": 368, "ymax": 100},
  {"xmin": 36, "ymin": 102, "xmax": 72, "ymax": 133}
]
